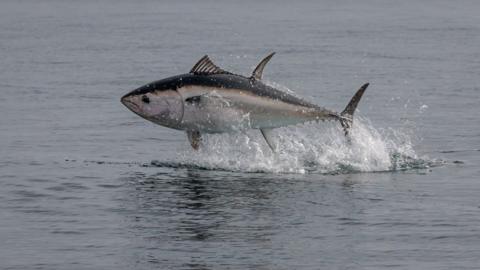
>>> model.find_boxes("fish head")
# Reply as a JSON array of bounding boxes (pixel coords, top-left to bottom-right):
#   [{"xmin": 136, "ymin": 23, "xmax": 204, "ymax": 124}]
[{"xmin": 121, "ymin": 80, "xmax": 184, "ymax": 129}]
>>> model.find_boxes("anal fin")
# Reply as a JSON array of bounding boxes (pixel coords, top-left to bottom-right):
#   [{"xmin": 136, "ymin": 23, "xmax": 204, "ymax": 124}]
[
  {"xmin": 187, "ymin": 130, "xmax": 202, "ymax": 150},
  {"xmin": 260, "ymin": 128, "xmax": 277, "ymax": 152}
]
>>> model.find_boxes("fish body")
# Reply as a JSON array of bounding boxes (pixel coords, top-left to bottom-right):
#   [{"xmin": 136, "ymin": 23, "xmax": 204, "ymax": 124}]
[{"xmin": 121, "ymin": 53, "xmax": 368, "ymax": 150}]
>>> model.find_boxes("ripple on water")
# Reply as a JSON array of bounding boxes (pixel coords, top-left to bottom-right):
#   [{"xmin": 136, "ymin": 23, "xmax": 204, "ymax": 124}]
[
  {"xmin": 46, "ymin": 182, "xmax": 90, "ymax": 192},
  {"xmin": 50, "ymin": 229, "xmax": 85, "ymax": 235},
  {"xmin": 96, "ymin": 183, "xmax": 125, "ymax": 189},
  {"xmin": 26, "ymin": 177, "xmax": 54, "ymax": 183},
  {"xmin": 12, "ymin": 189, "xmax": 50, "ymax": 198}
]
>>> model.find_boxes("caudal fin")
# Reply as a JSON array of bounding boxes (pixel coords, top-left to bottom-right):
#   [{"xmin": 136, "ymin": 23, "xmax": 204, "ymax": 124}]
[{"xmin": 340, "ymin": 83, "xmax": 369, "ymax": 136}]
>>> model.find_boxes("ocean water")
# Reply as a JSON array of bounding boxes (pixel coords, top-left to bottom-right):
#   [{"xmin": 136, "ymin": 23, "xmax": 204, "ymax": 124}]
[{"xmin": 1, "ymin": 0, "xmax": 479, "ymax": 269}]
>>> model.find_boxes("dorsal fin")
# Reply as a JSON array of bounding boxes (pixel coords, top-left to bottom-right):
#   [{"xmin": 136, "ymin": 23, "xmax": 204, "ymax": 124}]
[
  {"xmin": 190, "ymin": 55, "xmax": 230, "ymax": 75},
  {"xmin": 251, "ymin": 52, "xmax": 275, "ymax": 80}
]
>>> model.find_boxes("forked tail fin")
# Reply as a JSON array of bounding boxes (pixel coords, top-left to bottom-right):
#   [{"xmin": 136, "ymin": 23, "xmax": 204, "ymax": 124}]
[{"xmin": 340, "ymin": 83, "xmax": 369, "ymax": 136}]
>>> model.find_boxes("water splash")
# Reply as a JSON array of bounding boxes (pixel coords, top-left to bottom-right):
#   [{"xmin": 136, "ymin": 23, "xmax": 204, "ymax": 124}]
[
  {"xmin": 146, "ymin": 82, "xmax": 438, "ymax": 174},
  {"xmin": 168, "ymin": 118, "xmax": 438, "ymax": 174}
]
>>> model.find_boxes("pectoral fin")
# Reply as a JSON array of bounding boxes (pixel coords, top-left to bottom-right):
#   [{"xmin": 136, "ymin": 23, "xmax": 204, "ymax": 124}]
[
  {"xmin": 187, "ymin": 130, "xmax": 202, "ymax": 150},
  {"xmin": 260, "ymin": 128, "xmax": 277, "ymax": 152},
  {"xmin": 185, "ymin": 94, "xmax": 231, "ymax": 108}
]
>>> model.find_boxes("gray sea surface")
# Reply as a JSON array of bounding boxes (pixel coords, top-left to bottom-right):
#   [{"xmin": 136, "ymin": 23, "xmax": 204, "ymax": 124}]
[{"xmin": 1, "ymin": 0, "xmax": 479, "ymax": 269}]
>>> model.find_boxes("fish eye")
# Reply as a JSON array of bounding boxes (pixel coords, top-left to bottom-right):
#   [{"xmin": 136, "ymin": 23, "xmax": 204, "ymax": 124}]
[{"xmin": 142, "ymin": 95, "xmax": 150, "ymax": 104}]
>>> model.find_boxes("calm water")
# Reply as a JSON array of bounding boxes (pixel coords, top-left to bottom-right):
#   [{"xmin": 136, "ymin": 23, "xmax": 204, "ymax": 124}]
[{"xmin": 1, "ymin": 0, "xmax": 479, "ymax": 269}]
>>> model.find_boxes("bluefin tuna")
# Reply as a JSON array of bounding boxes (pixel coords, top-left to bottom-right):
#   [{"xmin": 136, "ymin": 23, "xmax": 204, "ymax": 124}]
[{"xmin": 121, "ymin": 53, "xmax": 368, "ymax": 150}]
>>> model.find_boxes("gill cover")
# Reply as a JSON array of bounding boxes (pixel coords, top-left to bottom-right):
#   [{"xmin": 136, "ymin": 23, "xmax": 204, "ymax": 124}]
[{"xmin": 148, "ymin": 90, "xmax": 184, "ymax": 129}]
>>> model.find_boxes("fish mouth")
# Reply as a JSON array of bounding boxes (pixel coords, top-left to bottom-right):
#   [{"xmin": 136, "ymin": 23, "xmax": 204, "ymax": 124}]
[{"xmin": 120, "ymin": 96, "xmax": 140, "ymax": 112}]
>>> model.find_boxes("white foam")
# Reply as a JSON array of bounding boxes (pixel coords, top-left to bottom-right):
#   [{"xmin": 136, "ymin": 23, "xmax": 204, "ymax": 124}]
[{"xmin": 177, "ymin": 118, "xmax": 424, "ymax": 174}]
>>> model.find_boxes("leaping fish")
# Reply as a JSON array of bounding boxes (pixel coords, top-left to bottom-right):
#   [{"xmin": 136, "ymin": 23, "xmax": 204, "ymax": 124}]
[{"xmin": 121, "ymin": 53, "xmax": 368, "ymax": 151}]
